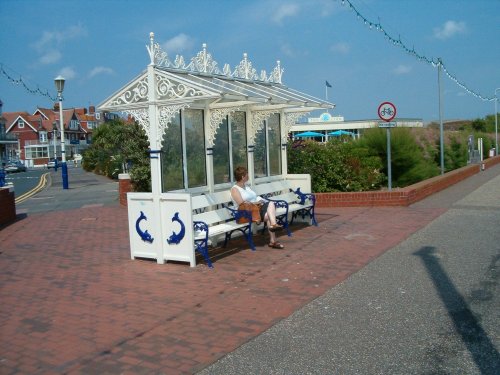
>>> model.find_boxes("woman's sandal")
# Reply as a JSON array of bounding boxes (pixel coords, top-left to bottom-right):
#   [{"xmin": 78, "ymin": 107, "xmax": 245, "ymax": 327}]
[
  {"xmin": 268, "ymin": 224, "xmax": 283, "ymax": 232},
  {"xmin": 268, "ymin": 241, "xmax": 284, "ymax": 249}
]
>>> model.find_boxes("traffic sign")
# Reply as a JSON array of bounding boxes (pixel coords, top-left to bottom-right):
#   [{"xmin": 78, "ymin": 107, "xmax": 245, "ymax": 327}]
[
  {"xmin": 378, "ymin": 102, "xmax": 396, "ymax": 122},
  {"xmin": 378, "ymin": 121, "xmax": 396, "ymax": 128}
]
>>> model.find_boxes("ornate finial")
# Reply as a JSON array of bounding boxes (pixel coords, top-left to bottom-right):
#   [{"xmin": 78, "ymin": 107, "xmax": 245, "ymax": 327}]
[
  {"xmin": 147, "ymin": 32, "xmax": 156, "ymax": 65},
  {"xmin": 269, "ymin": 60, "xmax": 283, "ymax": 83},
  {"xmin": 202, "ymin": 43, "xmax": 208, "ymax": 72},
  {"xmin": 235, "ymin": 52, "xmax": 256, "ymax": 80}
]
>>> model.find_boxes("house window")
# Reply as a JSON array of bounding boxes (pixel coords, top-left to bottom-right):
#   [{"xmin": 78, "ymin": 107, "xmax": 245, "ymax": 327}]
[
  {"xmin": 161, "ymin": 108, "xmax": 207, "ymax": 192},
  {"xmin": 25, "ymin": 146, "xmax": 48, "ymax": 159},
  {"xmin": 212, "ymin": 111, "xmax": 247, "ymax": 184},
  {"xmin": 18, "ymin": 119, "xmax": 24, "ymax": 128},
  {"xmin": 70, "ymin": 120, "xmax": 79, "ymax": 130},
  {"xmin": 254, "ymin": 113, "xmax": 281, "ymax": 178},
  {"xmin": 39, "ymin": 131, "xmax": 48, "ymax": 143}
]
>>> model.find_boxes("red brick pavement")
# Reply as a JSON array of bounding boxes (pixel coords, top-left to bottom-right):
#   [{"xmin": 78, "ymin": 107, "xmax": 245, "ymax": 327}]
[{"xmin": 0, "ymin": 205, "xmax": 445, "ymax": 374}]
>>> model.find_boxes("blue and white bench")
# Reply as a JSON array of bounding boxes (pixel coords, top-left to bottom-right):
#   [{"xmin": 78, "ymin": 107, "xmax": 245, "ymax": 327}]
[
  {"xmin": 253, "ymin": 179, "xmax": 317, "ymax": 237},
  {"xmin": 191, "ymin": 191, "xmax": 255, "ymax": 268}
]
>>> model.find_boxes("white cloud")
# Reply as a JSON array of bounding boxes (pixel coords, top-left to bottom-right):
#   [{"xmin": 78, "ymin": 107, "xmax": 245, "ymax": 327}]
[
  {"xmin": 88, "ymin": 66, "xmax": 114, "ymax": 78},
  {"xmin": 32, "ymin": 24, "xmax": 87, "ymax": 65},
  {"xmin": 318, "ymin": 0, "xmax": 337, "ymax": 17},
  {"xmin": 433, "ymin": 20, "xmax": 467, "ymax": 40},
  {"xmin": 330, "ymin": 42, "xmax": 350, "ymax": 55},
  {"xmin": 40, "ymin": 50, "xmax": 62, "ymax": 65},
  {"xmin": 162, "ymin": 33, "xmax": 195, "ymax": 54},
  {"xmin": 393, "ymin": 64, "xmax": 412, "ymax": 75},
  {"xmin": 33, "ymin": 24, "xmax": 87, "ymax": 51},
  {"xmin": 272, "ymin": 3, "xmax": 300, "ymax": 24},
  {"xmin": 280, "ymin": 43, "xmax": 295, "ymax": 57},
  {"xmin": 58, "ymin": 67, "xmax": 76, "ymax": 80}
]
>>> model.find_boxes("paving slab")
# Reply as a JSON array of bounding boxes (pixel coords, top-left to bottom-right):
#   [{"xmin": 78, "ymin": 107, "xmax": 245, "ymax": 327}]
[{"xmin": 0, "ymin": 165, "xmax": 499, "ymax": 374}]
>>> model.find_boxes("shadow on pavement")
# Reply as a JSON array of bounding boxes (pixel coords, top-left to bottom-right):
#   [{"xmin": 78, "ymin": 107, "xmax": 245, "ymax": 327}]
[{"xmin": 414, "ymin": 246, "xmax": 500, "ymax": 374}]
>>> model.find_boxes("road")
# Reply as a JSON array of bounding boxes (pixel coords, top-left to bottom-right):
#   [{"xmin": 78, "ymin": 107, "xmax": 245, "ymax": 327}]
[
  {"xmin": 14, "ymin": 164, "xmax": 119, "ymax": 213},
  {"xmin": 4, "ymin": 168, "xmax": 46, "ymax": 197}
]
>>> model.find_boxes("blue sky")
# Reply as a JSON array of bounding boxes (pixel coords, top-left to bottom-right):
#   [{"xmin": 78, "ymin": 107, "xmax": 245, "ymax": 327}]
[{"xmin": 0, "ymin": 0, "xmax": 498, "ymax": 122}]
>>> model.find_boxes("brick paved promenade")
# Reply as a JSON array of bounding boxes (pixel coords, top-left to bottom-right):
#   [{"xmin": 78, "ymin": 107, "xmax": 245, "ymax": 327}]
[{"xmin": 0, "ymin": 165, "xmax": 497, "ymax": 374}]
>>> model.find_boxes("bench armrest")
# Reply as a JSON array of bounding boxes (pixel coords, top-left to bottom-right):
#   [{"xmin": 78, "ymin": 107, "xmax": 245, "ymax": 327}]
[
  {"xmin": 261, "ymin": 196, "xmax": 289, "ymax": 210},
  {"xmin": 293, "ymin": 187, "xmax": 316, "ymax": 206},
  {"xmin": 222, "ymin": 203, "xmax": 252, "ymax": 222},
  {"xmin": 193, "ymin": 221, "xmax": 209, "ymax": 241}
]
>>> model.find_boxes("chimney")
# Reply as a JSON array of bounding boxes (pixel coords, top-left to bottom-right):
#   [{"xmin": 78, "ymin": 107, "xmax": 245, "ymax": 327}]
[
  {"xmin": 53, "ymin": 102, "xmax": 60, "ymax": 111},
  {"xmin": 89, "ymin": 105, "xmax": 95, "ymax": 114}
]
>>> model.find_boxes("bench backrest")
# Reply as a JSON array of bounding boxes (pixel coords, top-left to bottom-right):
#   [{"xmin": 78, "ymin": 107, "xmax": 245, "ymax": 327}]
[
  {"xmin": 253, "ymin": 180, "xmax": 299, "ymax": 204},
  {"xmin": 192, "ymin": 190, "xmax": 235, "ymax": 225}
]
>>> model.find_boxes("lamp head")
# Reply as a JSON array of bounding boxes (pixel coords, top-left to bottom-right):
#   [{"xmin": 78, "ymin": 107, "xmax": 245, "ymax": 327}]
[{"xmin": 54, "ymin": 75, "xmax": 65, "ymax": 93}]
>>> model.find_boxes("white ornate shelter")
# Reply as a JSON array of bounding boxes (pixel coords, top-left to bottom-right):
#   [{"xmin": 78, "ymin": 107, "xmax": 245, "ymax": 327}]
[{"xmin": 99, "ymin": 33, "xmax": 333, "ymax": 266}]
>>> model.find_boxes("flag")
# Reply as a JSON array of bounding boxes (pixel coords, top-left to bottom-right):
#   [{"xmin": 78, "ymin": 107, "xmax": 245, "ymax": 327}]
[{"xmin": 325, "ymin": 80, "xmax": 332, "ymax": 88}]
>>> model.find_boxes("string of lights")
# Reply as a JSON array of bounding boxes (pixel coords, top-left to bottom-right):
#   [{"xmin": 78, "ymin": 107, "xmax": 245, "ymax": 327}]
[
  {"xmin": 0, "ymin": 63, "xmax": 57, "ymax": 102},
  {"xmin": 338, "ymin": 0, "xmax": 495, "ymax": 102}
]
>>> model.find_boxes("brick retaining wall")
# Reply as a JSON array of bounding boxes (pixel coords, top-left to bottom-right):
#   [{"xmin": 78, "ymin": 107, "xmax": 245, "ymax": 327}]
[
  {"xmin": 118, "ymin": 174, "xmax": 131, "ymax": 207},
  {"xmin": 316, "ymin": 155, "xmax": 500, "ymax": 207},
  {"xmin": 0, "ymin": 186, "xmax": 16, "ymax": 226}
]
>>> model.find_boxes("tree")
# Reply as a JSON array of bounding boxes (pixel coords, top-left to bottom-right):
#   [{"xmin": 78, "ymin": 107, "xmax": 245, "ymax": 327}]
[{"xmin": 82, "ymin": 119, "xmax": 150, "ymax": 190}]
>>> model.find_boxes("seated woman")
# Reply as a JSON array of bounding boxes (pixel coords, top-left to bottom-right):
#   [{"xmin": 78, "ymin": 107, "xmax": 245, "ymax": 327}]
[{"xmin": 230, "ymin": 166, "xmax": 284, "ymax": 249}]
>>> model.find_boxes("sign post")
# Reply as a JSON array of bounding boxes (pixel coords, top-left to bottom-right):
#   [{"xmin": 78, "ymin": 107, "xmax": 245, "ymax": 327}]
[{"xmin": 377, "ymin": 102, "xmax": 397, "ymax": 191}]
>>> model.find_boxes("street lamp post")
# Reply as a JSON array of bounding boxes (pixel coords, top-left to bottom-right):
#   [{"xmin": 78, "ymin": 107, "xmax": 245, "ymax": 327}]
[
  {"xmin": 437, "ymin": 58, "xmax": 444, "ymax": 174},
  {"xmin": 54, "ymin": 76, "xmax": 68, "ymax": 189},
  {"xmin": 52, "ymin": 122, "xmax": 58, "ymax": 172},
  {"xmin": 495, "ymin": 88, "xmax": 499, "ymax": 156}
]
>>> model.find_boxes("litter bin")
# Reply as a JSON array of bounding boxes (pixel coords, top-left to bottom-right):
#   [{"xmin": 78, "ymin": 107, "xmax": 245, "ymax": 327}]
[{"xmin": 489, "ymin": 148, "xmax": 496, "ymax": 157}]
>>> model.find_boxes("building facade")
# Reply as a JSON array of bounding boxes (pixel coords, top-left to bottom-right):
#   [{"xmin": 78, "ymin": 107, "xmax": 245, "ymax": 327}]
[
  {"xmin": 291, "ymin": 111, "xmax": 424, "ymax": 141},
  {"xmin": 1, "ymin": 104, "xmax": 105, "ymax": 167}
]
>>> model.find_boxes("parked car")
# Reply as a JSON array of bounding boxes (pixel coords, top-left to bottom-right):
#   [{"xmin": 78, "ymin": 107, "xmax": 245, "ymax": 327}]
[
  {"xmin": 47, "ymin": 160, "xmax": 57, "ymax": 169},
  {"xmin": 5, "ymin": 161, "xmax": 27, "ymax": 173}
]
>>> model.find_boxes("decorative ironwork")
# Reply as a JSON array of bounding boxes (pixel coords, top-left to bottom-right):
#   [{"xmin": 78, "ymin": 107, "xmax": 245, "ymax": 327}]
[
  {"xmin": 158, "ymin": 104, "xmax": 189, "ymax": 148},
  {"xmin": 249, "ymin": 110, "xmax": 278, "ymax": 145},
  {"xmin": 124, "ymin": 108, "xmax": 150, "ymax": 142},
  {"xmin": 124, "ymin": 104, "xmax": 190, "ymax": 149},
  {"xmin": 110, "ymin": 77, "xmax": 149, "ymax": 106},
  {"xmin": 135, "ymin": 211, "xmax": 154, "ymax": 243},
  {"xmin": 147, "ymin": 33, "xmax": 283, "ymax": 84},
  {"xmin": 233, "ymin": 53, "xmax": 257, "ymax": 80},
  {"xmin": 208, "ymin": 107, "xmax": 241, "ymax": 147},
  {"xmin": 186, "ymin": 43, "xmax": 218, "ymax": 74},
  {"xmin": 167, "ymin": 212, "xmax": 186, "ymax": 245},
  {"xmin": 269, "ymin": 61, "xmax": 284, "ymax": 83},
  {"xmin": 283, "ymin": 112, "xmax": 308, "ymax": 142},
  {"xmin": 156, "ymin": 73, "xmax": 202, "ymax": 100}
]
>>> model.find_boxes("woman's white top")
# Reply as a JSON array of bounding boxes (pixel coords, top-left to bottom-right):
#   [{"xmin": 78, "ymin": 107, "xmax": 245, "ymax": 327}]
[{"xmin": 231, "ymin": 184, "xmax": 263, "ymax": 206}]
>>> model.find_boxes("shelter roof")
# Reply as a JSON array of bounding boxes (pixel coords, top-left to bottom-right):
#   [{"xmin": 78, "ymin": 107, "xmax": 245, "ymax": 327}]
[{"xmin": 99, "ymin": 33, "xmax": 334, "ymax": 113}]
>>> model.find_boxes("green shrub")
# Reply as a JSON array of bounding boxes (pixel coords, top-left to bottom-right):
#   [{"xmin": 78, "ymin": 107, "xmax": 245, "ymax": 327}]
[
  {"xmin": 288, "ymin": 139, "xmax": 385, "ymax": 192},
  {"xmin": 358, "ymin": 128, "xmax": 439, "ymax": 187}
]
